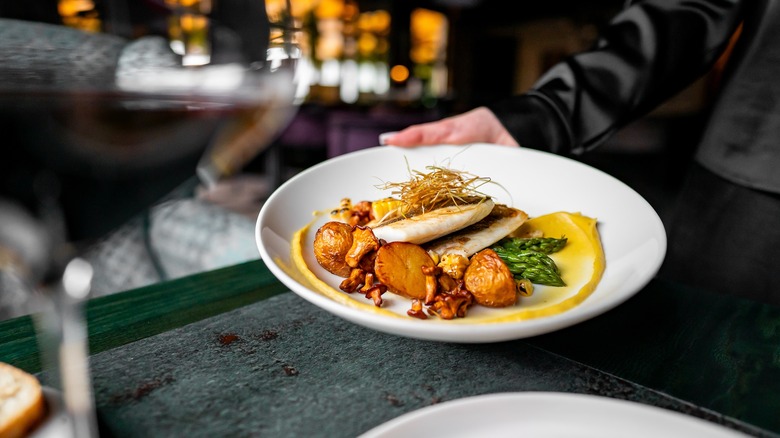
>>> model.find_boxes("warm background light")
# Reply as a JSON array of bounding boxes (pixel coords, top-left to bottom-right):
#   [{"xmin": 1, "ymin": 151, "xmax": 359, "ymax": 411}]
[
  {"xmin": 390, "ymin": 64, "xmax": 410, "ymax": 83},
  {"xmin": 58, "ymin": 0, "xmax": 100, "ymax": 32},
  {"xmin": 315, "ymin": 0, "xmax": 344, "ymax": 19},
  {"xmin": 410, "ymin": 8, "xmax": 447, "ymax": 65},
  {"xmin": 57, "ymin": 0, "xmax": 448, "ymax": 104}
]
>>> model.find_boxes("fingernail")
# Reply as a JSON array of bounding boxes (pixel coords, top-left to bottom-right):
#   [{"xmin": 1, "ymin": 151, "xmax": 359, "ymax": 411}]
[{"xmin": 378, "ymin": 131, "xmax": 398, "ymax": 146}]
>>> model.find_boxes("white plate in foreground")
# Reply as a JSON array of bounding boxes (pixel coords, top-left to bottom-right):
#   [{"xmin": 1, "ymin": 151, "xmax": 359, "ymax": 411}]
[
  {"xmin": 255, "ymin": 144, "xmax": 666, "ymax": 343},
  {"xmin": 358, "ymin": 392, "xmax": 747, "ymax": 438}
]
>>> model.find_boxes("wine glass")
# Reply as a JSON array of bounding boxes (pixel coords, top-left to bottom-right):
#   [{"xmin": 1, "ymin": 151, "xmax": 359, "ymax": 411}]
[{"xmin": 0, "ymin": 1, "xmax": 300, "ymax": 436}]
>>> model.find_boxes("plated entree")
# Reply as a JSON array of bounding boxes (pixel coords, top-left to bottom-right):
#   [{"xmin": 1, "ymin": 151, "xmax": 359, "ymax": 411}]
[{"xmin": 293, "ymin": 165, "xmax": 605, "ymax": 321}]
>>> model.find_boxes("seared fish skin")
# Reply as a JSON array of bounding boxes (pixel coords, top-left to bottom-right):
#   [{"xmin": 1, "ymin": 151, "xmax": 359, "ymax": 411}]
[
  {"xmin": 371, "ymin": 199, "xmax": 495, "ymax": 245},
  {"xmin": 426, "ymin": 204, "xmax": 528, "ymax": 258}
]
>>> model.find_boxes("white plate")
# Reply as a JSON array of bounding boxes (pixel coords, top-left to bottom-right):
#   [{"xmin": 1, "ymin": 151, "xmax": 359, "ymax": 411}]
[
  {"xmin": 255, "ymin": 144, "xmax": 666, "ymax": 343},
  {"xmin": 358, "ymin": 392, "xmax": 748, "ymax": 438}
]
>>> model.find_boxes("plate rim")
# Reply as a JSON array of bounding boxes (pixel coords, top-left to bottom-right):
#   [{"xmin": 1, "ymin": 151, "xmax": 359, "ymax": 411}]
[{"xmin": 356, "ymin": 391, "xmax": 745, "ymax": 438}]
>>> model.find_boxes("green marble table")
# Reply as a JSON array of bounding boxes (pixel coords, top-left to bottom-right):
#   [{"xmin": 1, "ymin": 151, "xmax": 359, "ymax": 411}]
[{"xmin": 1, "ymin": 260, "xmax": 779, "ymax": 437}]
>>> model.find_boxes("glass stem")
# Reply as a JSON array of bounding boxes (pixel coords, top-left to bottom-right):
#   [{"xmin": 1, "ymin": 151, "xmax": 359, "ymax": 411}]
[
  {"xmin": 37, "ymin": 258, "xmax": 99, "ymax": 438},
  {"xmin": 60, "ymin": 257, "xmax": 98, "ymax": 438}
]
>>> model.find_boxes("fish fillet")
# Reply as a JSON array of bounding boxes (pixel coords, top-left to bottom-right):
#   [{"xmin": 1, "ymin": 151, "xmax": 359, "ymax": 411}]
[
  {"xmin": 426, "ymin": 204, "xmax": 528, "ymax": 258},
  {"xmin": 371, "ymin": 199, "xmax": 494, "ymax": 245}
]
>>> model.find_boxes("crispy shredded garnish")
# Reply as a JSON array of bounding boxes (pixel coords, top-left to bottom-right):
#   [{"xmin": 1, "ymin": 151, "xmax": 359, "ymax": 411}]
[{"xmin": 377, "ymin": 166, "xmax": 491, "ymax": 218}]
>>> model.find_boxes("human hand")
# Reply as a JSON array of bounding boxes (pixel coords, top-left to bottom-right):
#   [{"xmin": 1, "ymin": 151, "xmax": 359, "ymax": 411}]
[{"xmin": 379, "ymin": 107, "xmax": 520, "ymax": 148}]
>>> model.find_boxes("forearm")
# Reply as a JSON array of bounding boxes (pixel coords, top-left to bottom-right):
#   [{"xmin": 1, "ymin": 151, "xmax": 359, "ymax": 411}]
[{"xmin": 489, "ymin": 0, "xmax": 746, "ymax": 154}]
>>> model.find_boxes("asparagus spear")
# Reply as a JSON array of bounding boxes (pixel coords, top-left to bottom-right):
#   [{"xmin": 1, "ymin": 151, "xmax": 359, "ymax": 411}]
[
  {"xmin": 492, "ymin": 247, "xmax": 566, "ymax": 287},
  {"xmin": 495, "ymin": 236, "xmax": 567, "ymax": 254}
]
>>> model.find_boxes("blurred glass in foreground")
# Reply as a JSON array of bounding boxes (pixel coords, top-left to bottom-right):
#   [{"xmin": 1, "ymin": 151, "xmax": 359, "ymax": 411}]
[{"xmin": 1, "ymin": 1, "xmax": 300, "ymax": 436}]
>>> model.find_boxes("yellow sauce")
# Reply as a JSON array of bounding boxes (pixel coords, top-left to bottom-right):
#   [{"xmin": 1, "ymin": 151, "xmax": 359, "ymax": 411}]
[
  {"xmin": 476, "ymin": 211, "xmax": 606, "ymax": 322},
  {"xmin": 287, "ymin": 211, "xmax": 605, "ymax": 323},
  {"xmin": 280, "ymin": 214, "xmax": 403, "ymax": 318}
]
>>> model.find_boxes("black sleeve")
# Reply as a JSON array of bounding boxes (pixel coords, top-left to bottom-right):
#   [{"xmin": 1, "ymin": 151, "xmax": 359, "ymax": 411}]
[{"xmin": 487, "ymin": 0, "xmax": 746, "ymax": 155}]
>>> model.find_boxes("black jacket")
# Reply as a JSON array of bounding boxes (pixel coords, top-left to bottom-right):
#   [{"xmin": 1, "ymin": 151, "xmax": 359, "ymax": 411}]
[{"xmin": 488, "ymin": 0, "xmax": 780, "ymax": 194}]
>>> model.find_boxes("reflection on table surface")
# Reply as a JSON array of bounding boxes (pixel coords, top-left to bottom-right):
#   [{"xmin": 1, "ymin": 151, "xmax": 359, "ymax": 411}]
[{"xmin": 1, "ymin": 260, "xmax": 778, "ymax": 437}]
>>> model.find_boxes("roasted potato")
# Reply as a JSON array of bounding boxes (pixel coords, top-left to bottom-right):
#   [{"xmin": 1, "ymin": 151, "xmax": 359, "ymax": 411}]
[
  {"xmin": 463, "ymin": 248, "xmax": 517, "ymax": 307},
  {"xmin": 374, "ymin": 242, "xmax": 435, "ymax": 300},
  {"xmin": 313, "ymin": 221, "xmax": 354, "ymax": 277}
]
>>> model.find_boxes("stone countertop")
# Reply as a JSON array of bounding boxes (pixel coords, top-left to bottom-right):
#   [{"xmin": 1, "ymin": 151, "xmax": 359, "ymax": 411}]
[{"xmin": 86, "ymin": 291, "xmax": 774, "ymax": 437}]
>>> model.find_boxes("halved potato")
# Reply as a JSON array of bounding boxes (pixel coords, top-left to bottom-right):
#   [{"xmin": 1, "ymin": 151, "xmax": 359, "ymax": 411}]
[
  {"xmin": 463, "ymin": 248, "xmax": 517, "ymax": 307},
  {"xmin": 374, "ymin": 242, "xmax": 435, "ymax": 300}
]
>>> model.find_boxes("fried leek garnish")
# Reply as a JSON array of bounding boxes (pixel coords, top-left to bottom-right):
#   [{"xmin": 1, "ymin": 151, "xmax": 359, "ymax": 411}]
[{"xmin": 375, "ymin": 166, "xmax": 492, "ymax": 225}]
